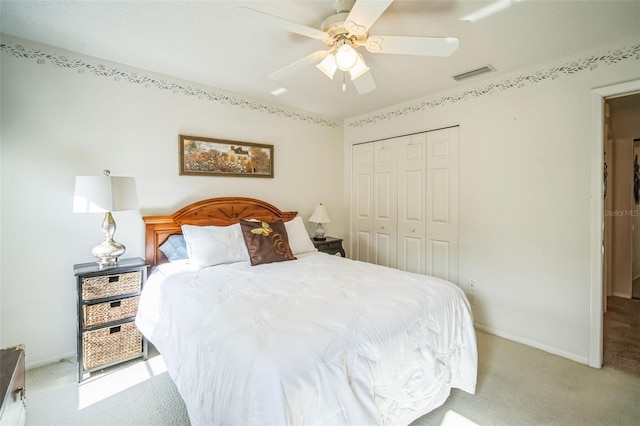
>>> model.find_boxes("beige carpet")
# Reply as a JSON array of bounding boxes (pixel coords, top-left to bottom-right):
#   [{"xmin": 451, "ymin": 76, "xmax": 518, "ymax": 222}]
[
  {"xmin": 412, "ymin": 331, "xmax": 640, "ymax": 426},
  {"xmin": 24, "ymin": 331, "xmax": 640, "ymax": 426}
]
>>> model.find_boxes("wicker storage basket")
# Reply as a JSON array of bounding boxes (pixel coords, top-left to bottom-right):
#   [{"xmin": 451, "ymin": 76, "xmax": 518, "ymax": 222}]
[
  {"xmin": 83, "ymin": 296, "xmax": 140, "ymax": 328},
  {"xmin": 82, "ymin": 321, "xmax": 142, "ymax": 370},
  {"xmin": 82, "ymin": 271, "xmax": 142, "ymax": 301}
]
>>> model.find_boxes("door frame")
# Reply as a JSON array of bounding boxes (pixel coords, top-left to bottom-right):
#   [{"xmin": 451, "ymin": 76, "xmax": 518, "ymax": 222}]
[{"xmin": 589, "ymin": 79, "xmax": 640, "ymax": 367}]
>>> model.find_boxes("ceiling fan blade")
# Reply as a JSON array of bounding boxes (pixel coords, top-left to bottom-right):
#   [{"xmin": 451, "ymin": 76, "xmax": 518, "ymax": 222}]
[
  {"xmin": 236, "ymin": 7, "xmax": 331, "ymax": 42},
  {"xmin": 365, "ymin": 35, "xmax": 459, "ymax": 57},
  {"xmin": 352, "ymin": 70, "xmax": 376, "ymax": 94},
  {"xmin": 268, "ymin": 50, "xmax": 330, "ymax": 80},
  {"xmin": 344, "ymin": 0, "xmax": 394, "ymax": 35}
]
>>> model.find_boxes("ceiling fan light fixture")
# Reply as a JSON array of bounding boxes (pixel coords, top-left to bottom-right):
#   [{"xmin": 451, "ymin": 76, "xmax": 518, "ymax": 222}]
[
  {"xmin": 335, "ymin": 43, "xmax": 358, "ymax": 71},
  {"xmin": 349, "ymin": 54, "xmax": 369, "ymax": 81},
  {"xmin": 248, "ymin": 0, "xmax": 460, "ymax": 96},
  {"xmin": 316, "ymin": 54, "xmax": 338, "ymax": 79}
]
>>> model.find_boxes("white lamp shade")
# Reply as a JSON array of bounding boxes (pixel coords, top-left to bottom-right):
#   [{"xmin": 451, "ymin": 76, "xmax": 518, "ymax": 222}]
[
  {"xmin": 73, "ymin": 175, "xmax": 138, "ymax": 213},
  {"xmin": 316, "ymin": 54, "xmax": 338, "ymax": 79},
  {"xmin": 349, "ymin": 54, "xmax": 370, "ymax": 80},
  {"xmin": 308, "ymin": 204, "xmax": 331, "ymax": 224}
]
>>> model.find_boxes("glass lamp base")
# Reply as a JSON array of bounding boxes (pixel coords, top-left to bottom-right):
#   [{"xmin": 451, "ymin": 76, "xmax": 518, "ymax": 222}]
[
  {"xmin": 91, "ymin": 239, "xmax": 126, "ymax": 267},
  {"xmin": 313, "ymin": 222, "xmax": 326, "ymax": 241},
  {"xmin": 91, "ymin": 212, "xmax": 126, "ymax": 267}
]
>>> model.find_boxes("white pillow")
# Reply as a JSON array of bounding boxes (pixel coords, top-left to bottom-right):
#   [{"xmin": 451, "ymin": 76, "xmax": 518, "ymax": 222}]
[
  {"xmin": 284, "ymin": 216, "xmax": 317, "ymax": 255},
  {"xmin": 182, "ymin": 223, "xmax": 249, "ymax": 267}
]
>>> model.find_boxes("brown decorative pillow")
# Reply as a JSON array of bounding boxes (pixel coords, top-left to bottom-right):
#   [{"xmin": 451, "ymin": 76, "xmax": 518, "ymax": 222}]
[{"xmin": 239, "ymin": 220, "xmax": 296, "ymax": 266}]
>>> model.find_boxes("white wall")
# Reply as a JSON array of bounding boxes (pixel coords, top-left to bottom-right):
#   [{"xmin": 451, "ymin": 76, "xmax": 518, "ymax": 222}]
[
  {"xmin": 344, "ymin": 39, "xmax": 640, "ymax": 364},
  {"xmin": 609, "ymin": 122, "xmax": 633, "ymax": 298},
  {"xmin": 0, "ymin": 35, "xmax": 345, "ymax": 368}
]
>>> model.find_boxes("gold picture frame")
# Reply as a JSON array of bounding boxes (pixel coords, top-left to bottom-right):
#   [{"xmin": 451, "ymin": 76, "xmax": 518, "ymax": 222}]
[{"xmin": 179, "ymin": 135, "xmax": 274, "ymax": 178}]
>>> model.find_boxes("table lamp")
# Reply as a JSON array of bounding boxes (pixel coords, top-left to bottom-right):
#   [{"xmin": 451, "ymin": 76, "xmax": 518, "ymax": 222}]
[
  {"xmin": 308, "ymin": 203, "xmax": 331, "ymax": 241},
  {"xmin": 73, "ymin": 170, "xmax": 138, "ymax": 267}
]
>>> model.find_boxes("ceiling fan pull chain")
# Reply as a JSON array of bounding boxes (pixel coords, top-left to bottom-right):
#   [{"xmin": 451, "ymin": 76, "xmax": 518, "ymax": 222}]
[{"xmin": 342, "ymin": 72, "xmax": 347, "ymax": 92}]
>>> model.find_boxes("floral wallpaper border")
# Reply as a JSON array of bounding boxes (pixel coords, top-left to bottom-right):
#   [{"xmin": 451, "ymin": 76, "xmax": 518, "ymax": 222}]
[
  {"xmin": 0, "ymin": 40, "xmax": 339, "ymax": 128},
  {"xmin": 3, "ymin": 38, "xmax": 638, "ymax": 129},
  {"xmin": 348, "ymin": 41, "xmax": 640, "ymax": 128}
]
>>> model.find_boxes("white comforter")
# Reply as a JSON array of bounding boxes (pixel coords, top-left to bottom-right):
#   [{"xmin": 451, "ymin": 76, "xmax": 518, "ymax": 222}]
[{"xmin": 136, "ymin": 252, "xmax": 477, "ymax": 426}]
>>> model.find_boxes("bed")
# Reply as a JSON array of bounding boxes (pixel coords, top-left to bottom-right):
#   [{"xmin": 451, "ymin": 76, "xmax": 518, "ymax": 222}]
[{"xmin": 136, "ymin": 197, "xmax": 477, "ymax": 425}]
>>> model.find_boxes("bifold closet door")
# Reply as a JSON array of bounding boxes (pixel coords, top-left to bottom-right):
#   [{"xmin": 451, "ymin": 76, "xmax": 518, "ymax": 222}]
[
  {"xmin": 351, "ymin": 126, "xmax": 459, "ymax": 282},
  {"xmin": 397, "ymin": 134, "xmax": 427, "ymax": 274},
  {"xmin": 425, "ymin": 127, "xmax": 460, "ymax": 283},
  {"xmin": 351, "ymin": 143, "xmax": 374, "ymax": 262},
  {"xmin": 373, "ymin": 140, "xmax": 398, "ymax": 268}
]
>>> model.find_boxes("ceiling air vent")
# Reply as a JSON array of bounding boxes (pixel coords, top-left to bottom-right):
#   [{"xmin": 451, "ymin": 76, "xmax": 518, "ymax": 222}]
[{"xmin": 452, "ymin": 65, "xmax": 495, "ymax": 81}]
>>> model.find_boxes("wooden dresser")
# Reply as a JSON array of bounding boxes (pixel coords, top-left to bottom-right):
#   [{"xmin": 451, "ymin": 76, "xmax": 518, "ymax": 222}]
[{"xmin": 0, "ymin": 346, "xmax": 26, "ymax": 426}]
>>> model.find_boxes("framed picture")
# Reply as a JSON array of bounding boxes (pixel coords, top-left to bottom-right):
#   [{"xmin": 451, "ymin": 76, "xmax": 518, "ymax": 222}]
[{"xmin": 179, "ymin": 135, "xmax": 274, "ymax": 178}]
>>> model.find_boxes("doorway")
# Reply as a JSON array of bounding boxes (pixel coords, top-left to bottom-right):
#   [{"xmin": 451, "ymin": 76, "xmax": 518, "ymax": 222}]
[
  {"xmin": 604, "ymin": 94, "xmax": 640, "ymax": 300},
  {"xmin": 601, "ymin": 93, "xmax": 640, "ymax": 377},
  {"xmin": 589, "ymin": 79, "xmax": 640, "ymax": 369}
]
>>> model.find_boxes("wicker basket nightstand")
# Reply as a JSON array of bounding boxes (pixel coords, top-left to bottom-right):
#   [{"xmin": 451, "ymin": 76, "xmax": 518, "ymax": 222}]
[{"xmin": 74, "ymin": 257, "xmax": 148, "ymax": 381}]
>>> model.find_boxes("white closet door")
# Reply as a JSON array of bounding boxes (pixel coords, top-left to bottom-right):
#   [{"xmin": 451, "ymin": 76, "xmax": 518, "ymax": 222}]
[
  {"xmin": 373, "ymin": 140, "xmax": 398, "ymax": 268},
  {"xmin": 425, "ymin": 127, "xmax": 460, "ymax": 283},
  {"xmin": 352, "ymin": 143, "xmax": 374, "ymax": 262},
  {"xmin": 397, "ymin": 134, "xmax": 427, "ymax": 273}
]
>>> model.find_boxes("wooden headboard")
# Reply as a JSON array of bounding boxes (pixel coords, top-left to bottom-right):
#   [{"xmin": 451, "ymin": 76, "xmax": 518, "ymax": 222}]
[{"xmin": 143, "ymin": 197, "xmax": 298, "ymax": 266}]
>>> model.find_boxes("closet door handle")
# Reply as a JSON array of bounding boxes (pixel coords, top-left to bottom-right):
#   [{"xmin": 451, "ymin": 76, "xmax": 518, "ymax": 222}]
[
  {"xmin": 380, "ymin": 225, "xmax": 385, "ymax": 230},
  {"xmin": 411, "ymin": 228, "xmax": 415, "ymax": 232}
]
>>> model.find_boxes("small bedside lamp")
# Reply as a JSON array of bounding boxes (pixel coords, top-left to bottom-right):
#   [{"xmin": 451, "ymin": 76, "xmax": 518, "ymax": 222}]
[
  {"xmin": 308, "ymin": 203, "xmax": 331, "ymax": 241},
  {"xmin": 73, "ymin": 170, "xmax": 138, "ymax": 267}
]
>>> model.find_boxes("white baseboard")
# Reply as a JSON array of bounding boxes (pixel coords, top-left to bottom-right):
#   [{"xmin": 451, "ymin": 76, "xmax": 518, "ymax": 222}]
[
  {"xmin": 26, "ymin": 351, "xmax": 76, "ymax": 370},
  {"xmin": 28, "ymin": 328, "xmax": 591, "ymax": 371},
  {"xmin": 474, "ymin": 323, "xmax": 590, "ymax": 366}
]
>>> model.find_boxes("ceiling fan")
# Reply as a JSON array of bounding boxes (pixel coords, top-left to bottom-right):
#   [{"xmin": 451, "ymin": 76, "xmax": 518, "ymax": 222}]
[{"xmin": 237, "ymin": 0, "xmax": 459, "ymax": 94}]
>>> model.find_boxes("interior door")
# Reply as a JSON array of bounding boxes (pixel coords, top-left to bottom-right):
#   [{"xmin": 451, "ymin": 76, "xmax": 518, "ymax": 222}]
[
  {"xmin": 351, "ymin": 143, "xmax": 374, "ymax": 262},
  {"xmin": 426, "ymin": 127, "xmax": 460, "ymax": 283}
]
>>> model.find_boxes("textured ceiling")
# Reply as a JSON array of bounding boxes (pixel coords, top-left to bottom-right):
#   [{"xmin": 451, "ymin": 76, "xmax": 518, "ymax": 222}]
[{"xmin": 1, "ymin": 0, "xmax": 639, "ymax": 119}]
